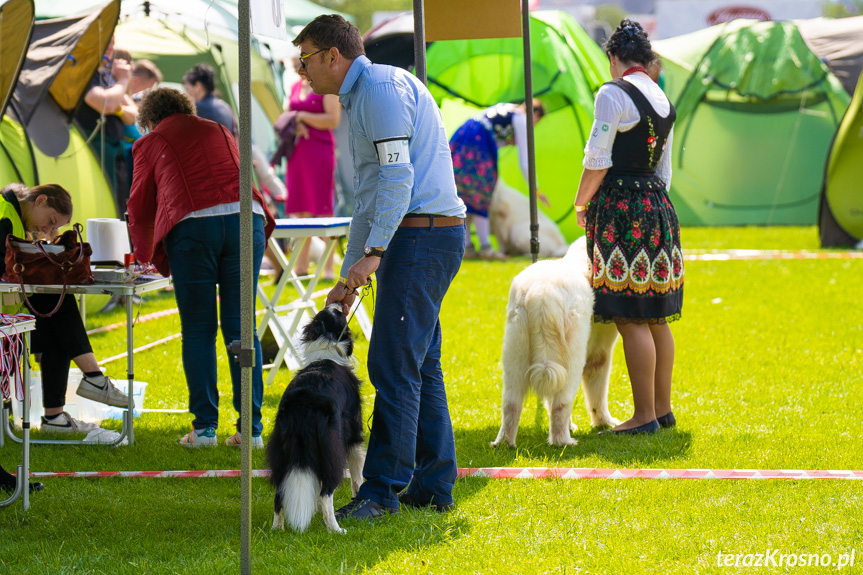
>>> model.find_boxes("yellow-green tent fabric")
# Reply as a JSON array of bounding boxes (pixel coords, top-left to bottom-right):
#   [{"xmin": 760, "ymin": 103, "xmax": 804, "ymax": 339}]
[
  {"xmin": 0, "ymin": 0, "xmax": 34, "ymax": 185},
  {"xmin": 820, "ymin": 71, "xmax": 863, "ymax": 246}
]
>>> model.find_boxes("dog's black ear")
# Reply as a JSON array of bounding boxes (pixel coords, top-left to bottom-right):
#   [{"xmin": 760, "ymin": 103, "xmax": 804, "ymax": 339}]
[{"xmin": 301, "ymin": 315, "xmax": 326, "ymax": 343}]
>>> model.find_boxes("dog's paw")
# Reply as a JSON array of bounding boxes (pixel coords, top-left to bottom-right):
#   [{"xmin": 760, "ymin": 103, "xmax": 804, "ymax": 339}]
[
  {"xmin": 272, "ymin": 514, "xmax": 285, "ymax": 530},
  {"xmin": 490, "ymin": 439, "xmax": 515, "ymax": 448},
  {"xmin": 550, "ymin": 436, "xmax": 578, "ymax": 447},
  {"xmin": 592, "ymin": 414, "xmax": 621, "ymax": 429}
]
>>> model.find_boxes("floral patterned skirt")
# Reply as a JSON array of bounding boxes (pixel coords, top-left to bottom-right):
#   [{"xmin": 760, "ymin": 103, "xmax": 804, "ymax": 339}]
[
  {"xmin": 585, "ymin": 179, "xmax": 684, "ymax": 324},
  {"xmin": 450, "ymin": 119, "xmax": 498, "ymax": 217}
]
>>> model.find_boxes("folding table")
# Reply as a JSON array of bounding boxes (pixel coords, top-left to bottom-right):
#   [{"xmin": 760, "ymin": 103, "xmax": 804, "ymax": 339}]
[
  {"xmin": 0, "ymin": 276, "xmax": 171, "ymax": 446},
  {"xmin": 0, "ymin": 316, "xmax": 36, "ymax": 510},
  {"xmin": 258, "ymin": 217, "xmax": 372, "ymax": 384}
]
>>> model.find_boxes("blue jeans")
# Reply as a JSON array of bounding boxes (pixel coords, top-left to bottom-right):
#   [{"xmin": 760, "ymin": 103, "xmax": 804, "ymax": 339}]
[
  {"xmin": 165, "ymin": 213, "xmax": 266, "ymax": 436},
  {"xmin": 356, "ymin": 223, "xmax": 465, "ymax": 508}
]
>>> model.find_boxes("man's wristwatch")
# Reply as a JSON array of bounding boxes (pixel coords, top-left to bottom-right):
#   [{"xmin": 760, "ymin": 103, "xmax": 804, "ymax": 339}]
[{"xmin": 364, "ymin": 246, "xmax": 385, "ymax": 258}]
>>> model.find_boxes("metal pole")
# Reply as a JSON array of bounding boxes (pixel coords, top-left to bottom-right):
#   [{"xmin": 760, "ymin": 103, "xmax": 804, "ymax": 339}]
[
  {"xmin": 522, "ymin": 1, "xmax": 539, "ymax": 263},
  {"xmin": 22, "ymin": 332, "xmax": 30, "ymax": 510},
  {"xmin": 126, "ymin": 294, "xmax": 134, "ymax": 445},
  {"xmin": 413, "ymin": 0, "xmax": 426, "ymax": 84},
  {"xmin": 238, "ymin": 0, "xmax": 253, "ymax": 573}
]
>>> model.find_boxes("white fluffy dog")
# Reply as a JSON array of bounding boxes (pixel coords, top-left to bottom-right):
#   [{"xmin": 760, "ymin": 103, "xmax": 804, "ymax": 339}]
[
  {"xmin": 491, "ymin": 237, "xmax": 620, "ymax": 448},
  {"xmin": 489, "ymin": 180, "xmax": 569, "ymax": 258}
]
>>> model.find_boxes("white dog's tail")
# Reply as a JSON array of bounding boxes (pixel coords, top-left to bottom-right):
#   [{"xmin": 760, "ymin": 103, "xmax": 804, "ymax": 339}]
[
  {"xmin": 524, "ymin": 292, "xmax": 572, "ymax": 397},
  {"xmin": 279, "ymin": 469, "xmax": 319, "ymax": 532}
]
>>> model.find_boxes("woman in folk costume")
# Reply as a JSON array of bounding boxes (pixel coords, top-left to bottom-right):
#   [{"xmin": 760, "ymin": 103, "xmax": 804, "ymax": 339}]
[{"xmin": 574, "ymin": 19, "xmax": 683, "ymax": 434}]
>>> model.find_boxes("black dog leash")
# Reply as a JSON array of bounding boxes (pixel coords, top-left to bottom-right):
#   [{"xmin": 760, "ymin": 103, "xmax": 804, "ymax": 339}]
[{"xmin": 339, "ymin": 281, "xmax": 373, "ymax": 343}]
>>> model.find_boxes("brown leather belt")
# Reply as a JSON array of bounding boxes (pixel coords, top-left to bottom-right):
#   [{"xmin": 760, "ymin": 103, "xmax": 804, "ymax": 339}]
[{"xmin": 399, "ymin": 214, "xmax": 464, "ymax": 228}]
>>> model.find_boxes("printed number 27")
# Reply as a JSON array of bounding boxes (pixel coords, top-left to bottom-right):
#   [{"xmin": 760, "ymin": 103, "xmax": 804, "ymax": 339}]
[{"xmin": 387, "ymin": 152, "xmax": 399, "ymax": 163}]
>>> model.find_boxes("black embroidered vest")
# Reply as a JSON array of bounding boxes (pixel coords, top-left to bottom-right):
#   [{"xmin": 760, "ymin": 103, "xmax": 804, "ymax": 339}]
[{"xmin": 604, "ymin": 78, "xmax": 676, "ymax": 190}]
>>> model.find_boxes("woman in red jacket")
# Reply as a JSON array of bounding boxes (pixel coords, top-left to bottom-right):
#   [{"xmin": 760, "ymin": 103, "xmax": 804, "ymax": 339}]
[{"xmin": 128, "ymin": 88, "xmax": 275, "ymax": 448}]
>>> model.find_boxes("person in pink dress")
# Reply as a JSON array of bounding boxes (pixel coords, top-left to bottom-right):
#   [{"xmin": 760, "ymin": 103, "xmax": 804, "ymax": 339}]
[{"xmin": 284, "ymin": 59, "xmax": 341, "ymax": 279}]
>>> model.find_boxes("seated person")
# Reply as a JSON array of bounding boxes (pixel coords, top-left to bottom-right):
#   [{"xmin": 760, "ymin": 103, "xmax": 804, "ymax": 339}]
[{"xmin": 0, "ymin": 183, "xmax": 128, "ymax": 433}]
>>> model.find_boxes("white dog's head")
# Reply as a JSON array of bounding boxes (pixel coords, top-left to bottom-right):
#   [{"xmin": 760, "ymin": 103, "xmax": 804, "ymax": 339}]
[{"xmin": 563, "ymin": 236, "xmax": 591, "ymax": 279}]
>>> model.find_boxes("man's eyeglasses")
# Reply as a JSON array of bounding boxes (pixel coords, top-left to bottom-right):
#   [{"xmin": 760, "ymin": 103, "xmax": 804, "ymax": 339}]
[{"xmin": 299, "ymin": 48, "xmax": 327, "ymax": 69}]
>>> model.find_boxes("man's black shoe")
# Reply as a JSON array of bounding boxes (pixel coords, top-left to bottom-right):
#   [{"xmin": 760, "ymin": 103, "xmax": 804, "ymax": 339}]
[
  {"xmin": 398, "ymin": 491, "xmax": 454, "ymax": 512},
  {"xmin": 335, "ymin": 498, "xmax": 398, "ymax": 520},
  {"xmin": 0, "ymin": 480, "xmax": 43, "ymax": 493}
]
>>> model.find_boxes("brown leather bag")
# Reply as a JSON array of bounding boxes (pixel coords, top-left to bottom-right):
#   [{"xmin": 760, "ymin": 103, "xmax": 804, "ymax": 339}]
[{"xmin": 3, "ymin": 223, "xmax": 94, "ymax": 317}]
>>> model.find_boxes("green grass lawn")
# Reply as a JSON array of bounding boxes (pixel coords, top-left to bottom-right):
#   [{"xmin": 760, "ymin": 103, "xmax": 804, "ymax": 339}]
[{"xmin": 2, "ymin": 226, "xmax": 862, "ymax": 574}]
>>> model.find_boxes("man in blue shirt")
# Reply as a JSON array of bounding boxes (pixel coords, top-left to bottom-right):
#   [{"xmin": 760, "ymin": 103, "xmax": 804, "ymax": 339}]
[
  {"xmin": 294, "ymin": 15, "xmax": 466, "ymax": 520},
  {"xmin": 182, "ymin": 64, "xmax": 238, "ymax": 136}
]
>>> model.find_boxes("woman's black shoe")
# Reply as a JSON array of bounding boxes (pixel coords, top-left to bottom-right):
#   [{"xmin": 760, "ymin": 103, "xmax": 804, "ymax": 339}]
[
  {"xmin": 657, "ymin": 411, "xmax": 676, "ymax": 428},
  {"xmin": 600, "ymin": 419, "xmax": 660, "ymax": 435}
]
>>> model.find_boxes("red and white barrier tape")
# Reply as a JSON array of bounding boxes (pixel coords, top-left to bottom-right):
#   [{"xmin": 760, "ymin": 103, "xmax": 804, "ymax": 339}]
[
  {"xmin": 26, "ymin": 467, "xmax": 863, "ymax": 480},
  {"xmin": 683, "ymin": 250, "xmax": 863, "ymax": 261},
  {"xmin": 457, "ymin": 467, "xmax": 863, "ymax": 480}
]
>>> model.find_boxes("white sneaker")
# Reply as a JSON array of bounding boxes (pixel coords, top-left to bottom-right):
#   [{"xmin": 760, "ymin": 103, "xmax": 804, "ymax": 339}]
[
  {"xmin": 180, "ymin": 427, "xmax": 218, "ymax": 448},
  {"xmin": 76, "ymin": 374, "xmax": 129, "ymax": 408},
  {"xmin": 41, "ymin": 411, "xmax": 99, "ymax": 433},
  {"xmin": 225, "ymin": 432, "xmax": 264, "ymax": 449}
]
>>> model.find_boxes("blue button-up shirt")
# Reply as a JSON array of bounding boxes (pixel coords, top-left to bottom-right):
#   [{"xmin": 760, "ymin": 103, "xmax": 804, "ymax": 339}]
[{"xmin": 338, "ymin": 56, "xmax": 465, "ymax": 275}]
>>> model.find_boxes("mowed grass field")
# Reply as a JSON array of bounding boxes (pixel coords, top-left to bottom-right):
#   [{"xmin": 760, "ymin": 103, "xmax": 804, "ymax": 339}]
[{"xmin": 2, "ymin": 226, "xmax": 861, "ymax": 574}]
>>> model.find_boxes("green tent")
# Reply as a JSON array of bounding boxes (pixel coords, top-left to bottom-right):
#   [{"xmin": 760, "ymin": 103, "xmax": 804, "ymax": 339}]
[
  {"xmin": 653, "ymin": 20, "xmax": 851, "ymax": 226},
  {"xmin": 424, "ymin": 10, "xmax": 610, "ymax": 241},
  {"xmin": 115, "ymin": 16, "xmax": 282, "ymax": 153},
  {"xmin": 3, "ymin": 0, "xmax": 119, "ymax": 223},
  {"xmin": 820, "ymin": 70, "xmax": 863, "ymax": 246}
]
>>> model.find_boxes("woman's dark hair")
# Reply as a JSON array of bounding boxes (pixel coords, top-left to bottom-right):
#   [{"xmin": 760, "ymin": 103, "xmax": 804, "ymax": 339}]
[
  {"xmin": 182, "ymin": 63, "xmax": 216, "ymax": 94},
  {"xmin": 605, "ymin": 19, "xmax": 655, "ymax": 67},
  {"xmin": 4, "ymin": 183, "xmax": 74, "ymax": 217},
  {"xmin": 137, "ymin": 87, "xmax": 197, "ymax": 130},
  {"xmin": 293, "ymin": 14, "xmax": 365, "ymax": 60}
]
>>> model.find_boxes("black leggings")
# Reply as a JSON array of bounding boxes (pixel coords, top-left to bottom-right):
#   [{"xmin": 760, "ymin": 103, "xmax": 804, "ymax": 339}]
[{"xmin": 27, "ymin": 294, "xmax": 93, "ymax": 409}]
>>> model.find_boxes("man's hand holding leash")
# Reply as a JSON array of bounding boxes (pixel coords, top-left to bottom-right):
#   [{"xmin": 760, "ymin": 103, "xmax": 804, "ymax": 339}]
[{"xmin": 326, "ymin": 256, "xmax": 379, "ymax": 315}]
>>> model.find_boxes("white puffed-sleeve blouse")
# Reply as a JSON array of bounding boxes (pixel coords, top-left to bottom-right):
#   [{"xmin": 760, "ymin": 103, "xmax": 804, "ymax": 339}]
[{"xmin": 583, "ymin": 74, "xmax": 674, "ymax": 189}]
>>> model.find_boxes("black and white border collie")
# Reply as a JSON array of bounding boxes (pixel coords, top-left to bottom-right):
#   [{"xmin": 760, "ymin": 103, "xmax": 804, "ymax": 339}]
[{"xmin": 266, "ymin": 304, "xmax": 365, "ymax": 534}]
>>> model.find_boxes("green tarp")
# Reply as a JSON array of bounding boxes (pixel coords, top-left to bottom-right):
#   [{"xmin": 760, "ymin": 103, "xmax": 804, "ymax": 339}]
[
  {"xmin": 425, "ymin": 10, "xmax": 610, "ymax": 241},
  {"xmin": 654, "ymin": 20, "xmax": 851, "ymax": 226},
  {"xmin": 821, "ymin": 71, "xmax": 863, "ymax": 245}
]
